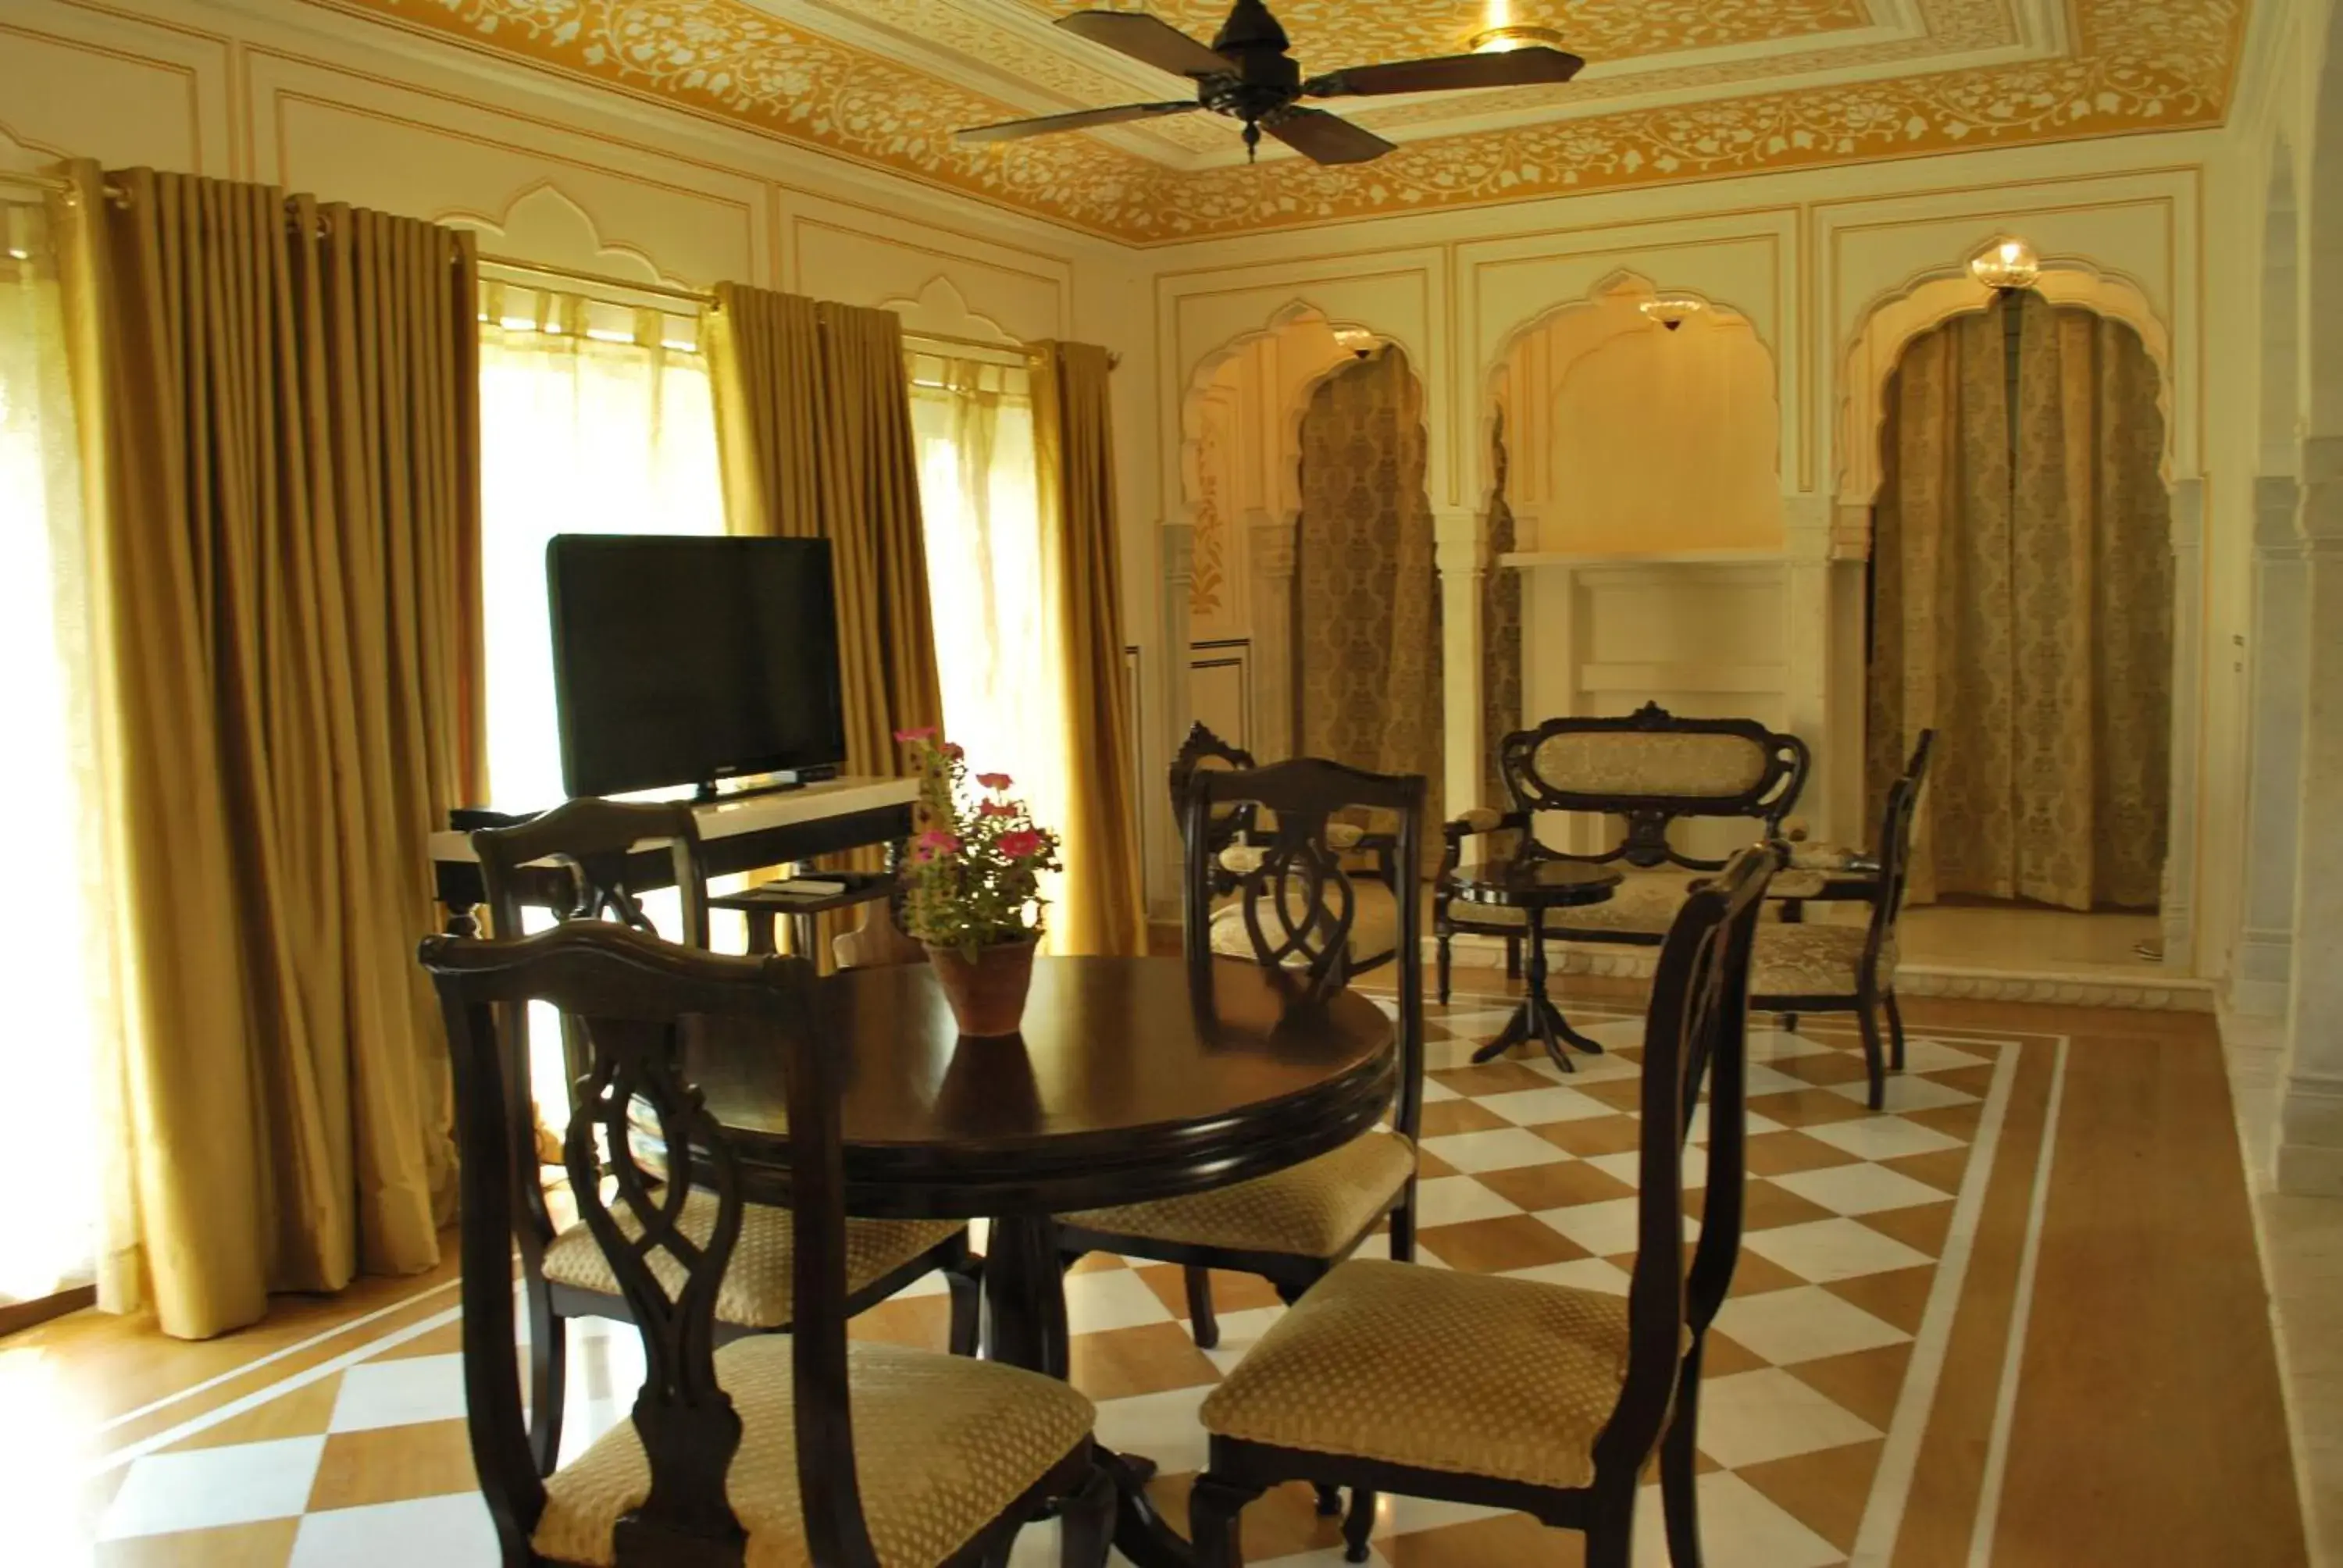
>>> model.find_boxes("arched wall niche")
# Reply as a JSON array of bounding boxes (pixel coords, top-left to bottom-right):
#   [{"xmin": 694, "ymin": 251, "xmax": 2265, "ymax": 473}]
[
  {"xmin": 1482, "ymin": 271, "xmax": 1784, "ymax": 554},
  {"xmin": 437, "ymin": 181, "xmax": 695, "ymax": 292},
  {"xmin": 877, "ymin": 275, "xmax": 1022, "ymax": 346},
  {"xmin": 1836, "ymin": 251, "xmax": 2177, "ymax": 511}
]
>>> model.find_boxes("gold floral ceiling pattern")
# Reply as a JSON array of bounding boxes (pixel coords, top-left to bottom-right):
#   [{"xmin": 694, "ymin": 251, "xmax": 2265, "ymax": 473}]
[{"xmin": 316, "ymin": 0, "xmax": 2246, "ymax": 243}]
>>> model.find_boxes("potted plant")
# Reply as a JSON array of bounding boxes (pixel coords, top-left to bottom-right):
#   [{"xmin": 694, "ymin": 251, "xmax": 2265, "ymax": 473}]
[{"xmin": 896, "ymin": 729, "xmax": 1063, "ymax": 1037}]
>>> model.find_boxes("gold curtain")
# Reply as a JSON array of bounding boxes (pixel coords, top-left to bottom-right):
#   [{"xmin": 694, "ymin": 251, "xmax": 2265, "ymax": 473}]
[
  {"xmin": 1033, "ymin": 340, "xmax": 1146, "ymax": 957},
  {"xmin": 1295, "ymin": 349, "xmax": 1444, "ymax": 842},
  {"xmin": 704, "ymin": 283, "xmax": 941, "ymax": 777},
  {"xmin": 1482, "ymin": 414, "xmax": 1525, "ymax": 811},
  {"xmin": 55, "ymin": 163, "xmax": 481, "ymax": 1338},
  {"xmin": 1869, "ymin": 294, "xmax": 2170, "ymax": 911}
]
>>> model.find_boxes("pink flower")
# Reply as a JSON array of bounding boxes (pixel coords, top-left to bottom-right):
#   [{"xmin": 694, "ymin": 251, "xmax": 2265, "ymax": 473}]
[
  {"xmin": 977, "ymin": 800, "xmax": 1015, "ymax": 818},
  {"xmin": 918, "ymin": 829, "xmax": 962, "ymax": 854},
  {"xmin": 893, "ymin": 726, "xmax": 937, "ymax": 744},
  {"xmin": 997, "ymin": 829, "xmax": 1043, "ymax": 860},
  {"xmin": 977, "ymin": 772, "xmax": 1014, "ymax": 792},
  {"xmin": 942, "ymin": 743, "xmax": 965, "ymax": 760}
]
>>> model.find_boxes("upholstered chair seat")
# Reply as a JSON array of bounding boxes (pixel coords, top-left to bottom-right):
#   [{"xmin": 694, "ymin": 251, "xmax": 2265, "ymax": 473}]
[
  {"xmin": 540, "ymin": 1191, "xmax": 965, "ymax": 1331},
  {"xmin": 533, "ymin": 1338, "xmax": 1095, "ymax": 1568},
  {"xmin": 1061, "ymin": 1131, "xmax": 1415, "ymax": 1259},
  {"xmin": 1201, "ymin": 1257, "xmax": 1638, "ymax": 1493},
  {"xmin": 1207, "ymin": 875, "xmax": 1399, "ymax": 969},
  {"xmin": 1750, "ymin": 923, "xmax": 1896, "ymax": 996}
]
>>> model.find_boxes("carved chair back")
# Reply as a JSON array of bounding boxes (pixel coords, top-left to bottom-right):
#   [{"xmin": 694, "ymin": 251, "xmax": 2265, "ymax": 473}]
[
  {"xmin": 1170, "ymin": 722, "xmax": 1263, "ymax": 895},
  {"xmin": 1866, "ymin": 729, "xmax": 1935, "ymax": 972},
  {"xmin": 422, "ymin": 921, "xmax": 872, "ymax": 1568},
  {"xmin": 1497, "ymin": 702, "xmax": 1809, "ymax": 871},
  {"xmin": 1179, "ymin": 757, "xmax": 1427, "ymax": 1143},
  {"xmin": 473, "ymin": 796, "xmax": 712, "ymax": 949},
  {"xmin": 1592, "ymin": 844, "xmax": 1773, "ymax": 1481}
]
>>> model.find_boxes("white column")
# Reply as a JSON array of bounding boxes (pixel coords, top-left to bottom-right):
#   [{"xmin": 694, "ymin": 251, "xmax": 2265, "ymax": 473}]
[
  {"xmin": 1435, "ymin": 509, "xmax": 1491, "ymax": 816},
  {"xmin": 1246, "ymin": 513, "xmax": 1296, "ymax": 761},
  {"xmin": 1781, "ymin": 497, "xmax": 1836, "ymax": 841},
  {"xmin": 2160, "ymin": 478, "xmax": 2205, "ymax": 971},
  {"xmin": 2279, "ymin": 435, "xmax": 2343, "ymax": 1193},
  {"xmin": 2235, "ymin": 476, "xmax": 2309, "ymax": 1015},
  {"xmin": 1151, "ymin": 519, "xmax": 1195, "ymax": 922}
]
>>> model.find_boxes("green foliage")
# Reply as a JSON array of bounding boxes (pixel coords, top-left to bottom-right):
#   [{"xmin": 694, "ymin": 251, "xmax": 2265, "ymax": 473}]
[{"xmin": 893, "ymin": 730, "xmax": 1063, "ymax": 960}]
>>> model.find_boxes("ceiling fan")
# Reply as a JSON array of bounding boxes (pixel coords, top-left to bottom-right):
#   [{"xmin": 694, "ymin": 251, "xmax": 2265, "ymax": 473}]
[{"xmin": 956, "ymin": 0, "xmax": 1585, "ymax": 166}]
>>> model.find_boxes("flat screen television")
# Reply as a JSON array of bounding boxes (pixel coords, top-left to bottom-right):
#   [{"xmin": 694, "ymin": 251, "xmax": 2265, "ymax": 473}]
[{"xmin": 547, "ymin": 534, "xmax": 847, "ymax": 799}]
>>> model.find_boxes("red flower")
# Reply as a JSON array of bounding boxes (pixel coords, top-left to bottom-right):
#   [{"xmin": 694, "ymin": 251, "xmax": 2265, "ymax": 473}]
[
  {"xmin": 942, "ymin": 742, "xmax": 965, "ymax": 759},
  {"xmin": 918, "ymin": 829, "xmax": 962, "ymax": 854},
  {"xmin": 977, "ymin": 800, "xmax": 1015, "ymax": 818},
  {"xmin": 893, "ymin": 726, "xmax": 937, "ymax": 743},
  {"xmin": 997, "ymin": 829, "xmax": 1043, "ymax": 860},
  {"xmin": 977, "ymin": 772, "xmax": 1014, "ymax": 792}
]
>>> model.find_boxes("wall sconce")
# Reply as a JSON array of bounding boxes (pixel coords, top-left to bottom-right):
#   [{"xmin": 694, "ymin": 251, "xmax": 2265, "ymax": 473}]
[
  {"xmin": 1639, "ymin": 295, "xmax": 1706, "ymax": 331},
  {"xmin": 1332, "ymin": 325, "xmax": 1378, "ymax": 358},
  {"xmin": 1968, "ymin": 237, "xmax": 2041, "ymax": 291}
]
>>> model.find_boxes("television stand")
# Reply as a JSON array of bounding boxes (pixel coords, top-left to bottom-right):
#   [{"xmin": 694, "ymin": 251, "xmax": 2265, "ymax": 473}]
[{"xmin": 694, "ymin": 768, "xmax": 837, "ymax": 804}]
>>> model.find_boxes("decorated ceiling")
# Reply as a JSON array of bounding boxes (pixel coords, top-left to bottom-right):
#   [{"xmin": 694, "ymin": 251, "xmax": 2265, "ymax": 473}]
[{"xmin": 318, "ymin": 0, "xmax": 2247, "ymax": 243}]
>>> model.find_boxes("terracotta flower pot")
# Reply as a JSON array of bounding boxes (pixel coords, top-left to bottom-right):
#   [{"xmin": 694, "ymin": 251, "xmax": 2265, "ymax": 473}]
[{"xmin": 925, "ymin": 937, "xmax": 1038, "ymax": 1039}]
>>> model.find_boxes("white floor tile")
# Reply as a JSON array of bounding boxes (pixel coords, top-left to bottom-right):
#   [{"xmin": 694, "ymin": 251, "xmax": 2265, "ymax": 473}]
[
  {"xmin": 1745, "ymin": 1062, "xmax": 1829, "ymax": 1098},
  {"xmin": 1898, "ymin": 1038, "xmax": 1992, "ymax": 1073},
  {"xmin": 1715, "ymin": 1284, "xmax": 1911, "ymax": 1364},
  {"xmin": 1476, "ymin": 1085, "xmax": 1622, "ymax": 1126},
  {"xmin": 1420, "ymin": 1126, "xmax": 1572, "ymax": 1174},
  {"xmin": 1584, "ymin": 1145, "xmax": 1709, "ymax": 1192},
  {"xmin": 1412, "ymin": 1175, "xmax": 1527, "ymax": 1227},
  {"xmin": 1198, "ymin": 1305, "xmax": 1289, "ymax": 1377},
  {"xmin": 1366, "ymin": 1491, "xmax": 1511, "ymax": 1538},
  {"xmin": 1769, "ymin": 1163, "xmax": 1950, "ymax": 1217},
  {"xmin": 1748, "ymin": 1028, "xmax": 1835, "ymax": 1061},
  {"xmin": 1089, "ymin": 1385, "xmax": 1214, "ymax": 1477},
  {"xmin": 1831, "ymin": 1074, "xmax": 1977, "ymax": 1111},
  {"xmin": 330, "ymin": 1352, "xmax": 469, "ymax": 1432},
  {"xmin": 1685, "ymin": 1470, "xmax": 1848, "ymax": 1568},
  {"xmin": 1688, "ymin": 1103, "xmax": 1787, "ymax": 1144},
  {"xmin": 1694, "ymin": 1367, "xmax": 1883, "ymax": 1469},
  {"xmin": 1064, "ymin": 1267, "xmax": 1179, "ymax": 1335},
  {"xmin": 1420, "ymin": 1076, "xmax": 1460, "ymax": 1103},
  {"xmin": 1741, "ymin": 1218, "xmax": 1934, "ymax": 1283},
  {"xmin": 1500, "ymin": 1256, "xmax": 1635, "ymax": 1295},
  {"xmin": 290, "ymin": 1493, "xmax": 500, "ymax": 1567},
  {"xmin": 1803, "ymin": 1117, "xmax": 1966, "ymax": 1163},
  {"xmin": 1538, "ymin": 1198, "xmax": 1698, "ymax": 1258},
  {"xmin": 98, "ymin": 1436, "xmax": 327, "ymax": 1540}
]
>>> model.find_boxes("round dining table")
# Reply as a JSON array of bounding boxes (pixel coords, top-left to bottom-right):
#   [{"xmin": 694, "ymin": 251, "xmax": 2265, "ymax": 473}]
[{"xmin": 683, "ymin": 953, "xmax": 1399, "ymax": 1568}]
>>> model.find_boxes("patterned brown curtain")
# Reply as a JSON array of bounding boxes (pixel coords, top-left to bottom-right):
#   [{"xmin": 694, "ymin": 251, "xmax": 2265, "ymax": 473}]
[
  {"xmin": 1869, "ymin": 293, "xmax": 2170, "ymax": 911},
  {"xmin": 1295, "ymin": 349, "xmax": 1443, "ymax": 838},
  {"xmin": 1483, "ymin": 415, "xmax": 1524, "ymax": 810}
]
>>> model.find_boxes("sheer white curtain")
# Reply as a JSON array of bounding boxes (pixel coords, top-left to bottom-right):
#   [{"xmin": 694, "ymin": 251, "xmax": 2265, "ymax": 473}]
[
  {"xmin": 477, "ymin": 282, "xmax": 725, "ymax": 1122},
  {"xmin": 908, "ymin": 351, "xmax": 1075, "ymax": 938},
  {"xmin": 0, "ymin": 196, "xmax": 122, "ymax": 1309}
]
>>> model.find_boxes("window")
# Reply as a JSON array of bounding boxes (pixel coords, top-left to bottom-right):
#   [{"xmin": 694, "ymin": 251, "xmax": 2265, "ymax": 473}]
[
  {"xmin": 908, "ymin": 351, "xmax": 1074, "ymax": 932},
  {"xmin": 0, "ymin": 199, "xmax": 112, "ymax": 1307}
]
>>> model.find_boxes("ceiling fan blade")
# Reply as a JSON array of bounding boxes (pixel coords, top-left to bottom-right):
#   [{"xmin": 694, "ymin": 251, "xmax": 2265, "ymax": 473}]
[
  {"xmin": 1263, "ymin": 109, "xmax": 1396, "ymax": 166},
  {"xmin": 958, "ymin": 101, "xmax": 1200, "ymax": 145},
  {"xmin": 1057, "ymin": 10, "xmax": 1230, "ymax": 79},
  {"xmin": 1305, "ymin": 45, "xmax": 1585, "ymax": 98}
]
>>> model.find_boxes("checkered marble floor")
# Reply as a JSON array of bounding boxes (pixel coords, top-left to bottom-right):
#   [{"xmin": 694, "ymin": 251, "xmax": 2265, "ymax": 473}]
[{"xmin": 77, "ymin": 989, "xmax": 2024, "ymax": 1567}]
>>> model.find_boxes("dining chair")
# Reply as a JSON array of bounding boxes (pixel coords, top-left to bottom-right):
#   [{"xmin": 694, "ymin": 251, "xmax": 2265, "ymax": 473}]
[
  {"xmin": 419, "ymin": 920, "xmax": 1113, "ymax": 1567},
  {"xmin": 1186, "ymin": 844, "xmax": 1776, "ymax": 1568},
  {"xmin": 1057, "ymin": 755, "xmax": 1426, "ymax": 1371},
  {"xmin": 473, "ymin": 798, "xmax": 980, "ymax": 1477},
  {"xmin": 1748, "ymin": 731, "xmax": 1934, "ymax": 1110}
]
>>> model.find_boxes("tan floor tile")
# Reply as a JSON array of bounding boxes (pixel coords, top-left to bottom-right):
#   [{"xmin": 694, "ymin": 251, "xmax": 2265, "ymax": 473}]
[
  {"xmin": 1771, "ymin": 1049, "xmax": 1876, "ymax": 1089},
  {"xmin": 1822, "ymin": 1265, "xmax": 1935, "ymax": 1335},
  {"xmin": 1880, "ymin": 1147, "xmax": 1971, "ymax": 1192},
  {"xmin": 1134, "ymin": 1264, "xmax": 1286, "ymax": 1320},
  {"xmin": 1924, "ymin": 1064, "xmax": 1998, "ymax": 1097},
  {"xmin": 1722, "ymin": 1249, "xmax": 1811, "ymax": 1299},
  {"xmin": 372, "ymin": 1320, "xmax": 465, "ymax": 1361},
  {"xmin": 1785, "ymin": 1342, "xmax": 1913, "ymax": 1431},
  {"xmin": 1902, "ymin": 1100, "xmax": 1986, "ymax": 1141},
  {"xmin": 1735, "ymin": 1436, "xmax": 1884, "ymax": 1552},
  {"xmin": 1067, "ymin": 1251, "xmax": 1127, "ymax": 1274},
  {"xmin": 1859, "ymin": 1200, "xmax": 1953, "ymax": 1259},
  {"xmin": 1418, "ymin": 1099, "xmax": 1512, "ymax": 1138},
  {"xmin": 1742, "ymin": 1129, "xmax": 1865, "ymax": 1177},
  {"xmin": 1569, "ymin": 1078, "xmax": 1649, "ymax": 1114},
  {"xmin": 1379, "ymin": 1509, "xmax": 1580, "ymax": 1565},
  {"xmin": 1474, "ymin": 1160, "xmax": 1637, "ymax": 1212},
  {"xmin": 1420, "ymin": 1214, "xmax": 1591, "ymax": 1273},
  {"xmin": 1747, "ymin": 1087, "xmax": 1874, "ymax": 1128},
  {"xmin": 305, "ymin": 1419, "xmax": 479, "ymax": 1512},
  {"xmin": 845, "ymin": 1292, "xmax": 952, "ymax": 1351},
  {"xmin": 1740, "ymin": 1179, "xmax": 1842, "ymax": 1233},
  {"xmin": 1067, "ymin": 1321, "xmax": 1221, "ymax": 1402},
  {"xmin": 95, "ymin": 1519, "xmax": 301, "ymax": 1567},
  {"xmin": 1532, "ymin": 1114, "xmax": 1646, "ymax": 1158},
  {"xmin": 1429, "ymin": 1061, "xmax": 1559, "ymax": 1097},
  {"xmin": 1146, "ymin": 1474, "xmax": 1346, "ymax": 1560},
  {"xmin": 160, "ymin": 1372, "xmax": 343, "ymax": 1453},
  {"xmin": 1414, "ymin": 1146, "xmax": 1462, "ymax": 1181},
  {"xmin": 1699, "ymin": 1329, "xmax": 1770, "ymax": 1378}
]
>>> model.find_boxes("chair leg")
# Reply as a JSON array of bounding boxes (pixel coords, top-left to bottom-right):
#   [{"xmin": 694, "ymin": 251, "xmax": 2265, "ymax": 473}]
[
  {"xmin": 1661, "ymin": 1342, "xmax": 1706, "ymax": 1568},
  {"xmin": 526, "ymin": 1293, "xmax": 566, "ymax": 1478},
  {"xmin": 1856, "ymin": 1001, "xmax": 1887, "ymax": 1111},
  {"xmin": 1585, "ymin": 1485, "xmax": 1637, "ymax": 1568},
  {"xmin": 946, "ymin": 1252, "xmax": 982, "ymax": 1358},
  {"xmin": 1185, "ymin": 1265, "xmax": 1221, "ymax": 1350},
  {"xmin": 1387, "ymin": 1196, "xmax": 1417, "ymax": 1264},
  {"xmin": 1313, "ymin": 1484, "xmax": 1343, "ymax": 1516},
  {"xmin": 1778, "ymin": 1011, "xmax": 1799, "ymax": 1034},
  {"xmin": 1059, "ymin": 1460, "xmax": 1115, "ymax": 1568},
  {"xmin": 1189, "ymin": 1474, "xmax": 1262, "ymax": 1568},
  {"xmin": 1435, "ymin": 929, "xmax": 1453, "ymax": 1005},
  {"xmin": 1885, "ymin": 989, "xmax": 1907, "ymax": 1073},
  {"xmin": 1341, "ymin": 1488, "xmax": 1377, "ymax": 1563}
]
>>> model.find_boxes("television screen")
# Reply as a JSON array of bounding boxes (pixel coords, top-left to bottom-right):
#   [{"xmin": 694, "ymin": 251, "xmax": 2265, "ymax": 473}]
[{"xmin": 547, "ymin": 534, "xmax": 847, "ymax": 799}]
